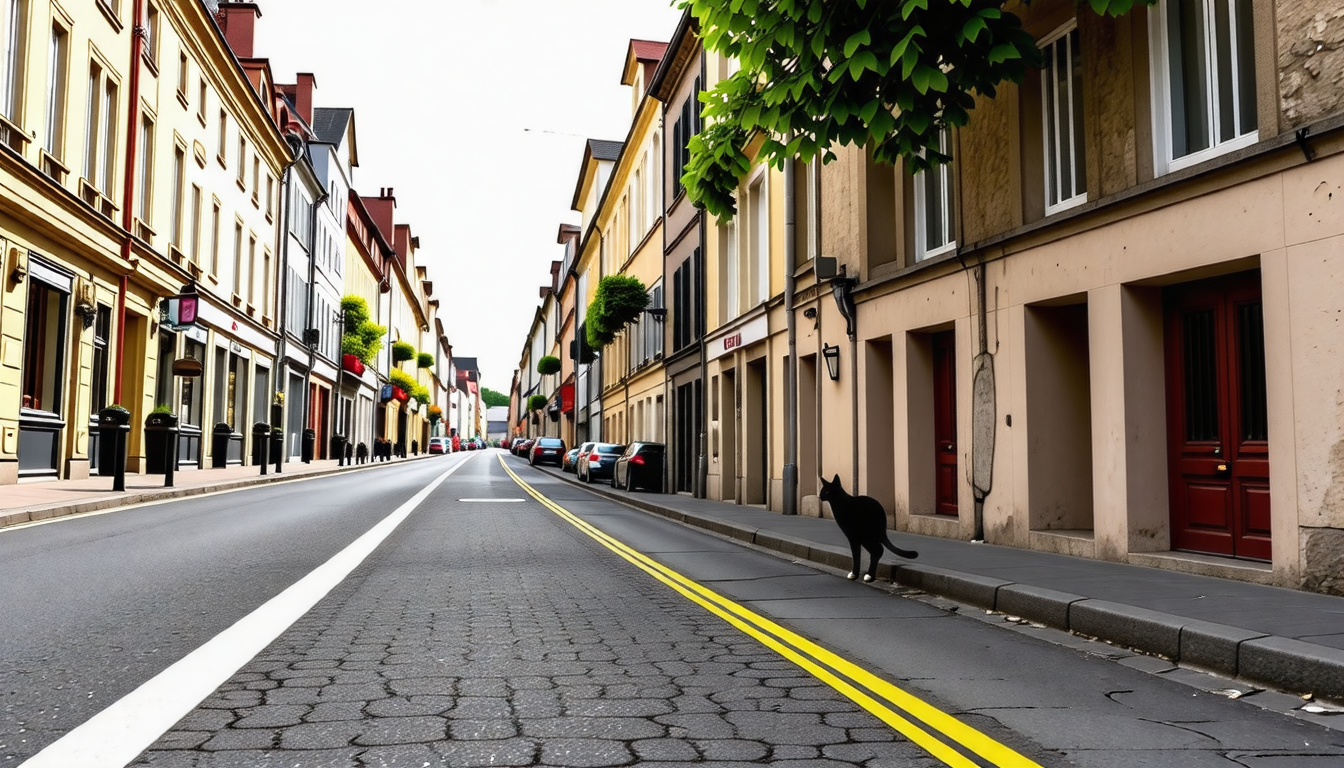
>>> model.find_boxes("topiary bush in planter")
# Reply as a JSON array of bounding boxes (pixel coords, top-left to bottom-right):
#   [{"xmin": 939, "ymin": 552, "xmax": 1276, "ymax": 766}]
[
  {"xmin": 417, "ymin": 352, "xmax": 435, "ymax": 369},
  {"xmin": 586, "ymin": 275, "xmax": 648, "ymax": 349},
  {"xmin": 392, "ymin": 341, "xmax": 416, "ymax": 364},
  {"xmin": 388, "ymin": 368, "xmax": 416, "ymax": 393},
  {"xmin": 536, "ymin": 355, "xmax": 560, "ymax": 376},
  {"xmin": 527, "ymin": 394, "xmax": 548, "ymax": 412}
]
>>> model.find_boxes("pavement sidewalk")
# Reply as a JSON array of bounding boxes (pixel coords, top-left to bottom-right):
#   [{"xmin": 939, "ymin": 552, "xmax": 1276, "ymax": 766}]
[
  {"xmin": 0, "ymin": 452, "xmax": 434, "ymax": 530},
  {"xmin": 529, "ymin": 460, "xmax": 1344, "ymax": 704}
]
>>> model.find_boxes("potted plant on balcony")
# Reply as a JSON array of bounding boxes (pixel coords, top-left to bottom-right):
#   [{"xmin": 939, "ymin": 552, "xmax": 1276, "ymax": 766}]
[
  {"xmin": 585, "ymin": 275, "xmax": 648, "ymax": 349},
  {"xmin": 537, "ymin": 355, "xmax": 561, "ymax": 376},
  {"xmin": 388, "ymin": 368, "xmax": 415, "ymax": 403},
  {"xmin": 417, "ymin": 352, "xmax": 435, "ymax": 370},
  {"xmin": 392, "ymin": 341, "xmax": 416, "ymax": 365}
]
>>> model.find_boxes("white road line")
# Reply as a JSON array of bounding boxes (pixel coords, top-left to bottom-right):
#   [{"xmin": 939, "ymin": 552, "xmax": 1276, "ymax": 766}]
[{"xmin": 19, "ymin": 453, "xmax": 473, "ymax": 768}]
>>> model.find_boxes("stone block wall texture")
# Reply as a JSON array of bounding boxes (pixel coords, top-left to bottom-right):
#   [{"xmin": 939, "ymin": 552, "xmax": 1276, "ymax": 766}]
[{"xmin": 1278, "ymin": 1, "xmax": 1344, "ymax": 128}]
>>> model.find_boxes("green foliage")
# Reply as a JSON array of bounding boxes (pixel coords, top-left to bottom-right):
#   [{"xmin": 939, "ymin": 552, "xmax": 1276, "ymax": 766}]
[
  {"xmin": 341, "ymin": 334, "xmax": 367, "ymax": 360},
  {"xmin": 416, "ymin": 351, "xmax": 435, "ymax": 369},
  {"xmin": 392, "ymin": 340, "xmax": 416, "ymax": 363},
  {"xmin": 341, "ymin": 295, "xmax": 370, "ymax": 334},
  {"xmin": 356, "ymin": 321, "xmax": 386, "ymax": 363},
  {"xmin": 388, "ymin": 368, "xmax": 416, "ymax": 393},
  {"xmin": 536, "ymin": 355, "xmax": 561, "ymax": 376},
  {"xmin": 678, "ymin": 0, "xmax": 1157, "ymax": 218},
  {"xmin": 585, "ymin": 275, "xmax": 649, "ymax": 349},
  {"xmin": 481, "ymin": 387, "xmax": 511, "ymax": 408},
  {"xmin": 412, "ymin": 384, "xmax": 430, "ymax": 406},
  {"xmin": 527, "ymin": 394, "xmax": 548, "ymax": 412},
  {"xmin": 151, "ymin": 404, "xmax": 172, "ymax": 415}
]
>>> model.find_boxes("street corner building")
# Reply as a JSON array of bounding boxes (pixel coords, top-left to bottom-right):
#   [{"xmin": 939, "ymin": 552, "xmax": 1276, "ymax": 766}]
[
  {"xmin": 514, "ymin": 2, "xmax": 1344, "ymax": 597},
  {"xmin": 0, "ymin": 0, "xmax": 455, "ymax": 484}
]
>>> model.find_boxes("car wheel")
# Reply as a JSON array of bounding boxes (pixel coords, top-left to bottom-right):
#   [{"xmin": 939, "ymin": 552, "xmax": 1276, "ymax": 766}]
[{"xmin": 610, "ymin": 471, "xmax": 617, "ymax": 488}]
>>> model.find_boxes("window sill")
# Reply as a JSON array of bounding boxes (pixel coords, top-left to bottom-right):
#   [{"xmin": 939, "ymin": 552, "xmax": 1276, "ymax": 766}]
[
  {"xmin": 142, "ymin": 52, "xmax": 159, "ymax": 79},
  {"xmin": 205, "ymin": 273, "xmax": 218, "ymax": 286},
  {"xmin": 915, "ymin": 241, "xmax": 957, "ymax": 264},
  {"xmin": 175, "ymin": 90, "xmax": 188, "ymax": 111},
  {"xmin": 95, "ymin": 0, "xmax": 122, "ymax": 32},
  {"xmin": 40, "ymin": 151, "xmax": 69, "ymax": 185},
  {"xmin": 230, "ymin": 293, "xmax": 242, "ymax": 308},
  {"xmin": 251, "ymin": 194, "xmax": 259, "ymax": 209},
  {"xmin": 1044, "ymin": 194, "xmax": 1089, "ymax": 218},
  {"xmin": 235, "ymin": 177, "xmax": 246, "ymax": 193},
  {"xmin": 0, "ymin": 112, "xmax": 32, "ymax": 152},
  {"xmin": 187, "ymin": 260, "xmax": 202, "ymax": 278},
  {"xmin": 168, "ymin": 244, "xmax": 186, "ymax": 265},
  {"xmin": 197, "ymin": 111, "xmax": 207, "ymax": 129},
  {"xmin": 134, "ymin": 218, "xmax": 156, "ymax": 243},
  {"xmin": 1162, "ymin": 131, "xmax": 1261, "ymax": 176},
  {"xmin": 216, "ymin": 153, "xmax": 227, "ymax": 170}
]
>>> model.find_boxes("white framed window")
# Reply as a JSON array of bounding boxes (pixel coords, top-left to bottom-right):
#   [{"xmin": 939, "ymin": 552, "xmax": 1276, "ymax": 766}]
[
  {"xmin": 135, "ymin": 113, "xmax": 154, "ymax": 223},
  {"xmin": 1150, "ymin": 0, "xmax": 1257, "ymax": 175},
  {"xmin": 44, "ymin": 21, "xmax": 67, "ymax": 158},
  {"xmin": 1041, "ymin": 22, "xmax": 1087, "ymax": 214},
  {"xmin": 914, "ymin": 129, "xmax": 955, "ymax": 261},
  {"xmin": 169, "ymin": 142, "xmax": 185, "ymax": 248},
  {"xmin": 746, "ymin": 170, "xmax": 769, "ymax": 307},
  {"xmin": 2, "ymin": 0, "xmax": 27, "ymax": 123},
  {"xmin": 722, "ymin": 218, "xmax": 739, "ymax": 319}
]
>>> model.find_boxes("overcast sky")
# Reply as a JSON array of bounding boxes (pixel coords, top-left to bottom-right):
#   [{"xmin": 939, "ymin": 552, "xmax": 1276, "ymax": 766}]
[{"xmin": 253, "ymin": 0, "xmax": 683, "ymax": 393}]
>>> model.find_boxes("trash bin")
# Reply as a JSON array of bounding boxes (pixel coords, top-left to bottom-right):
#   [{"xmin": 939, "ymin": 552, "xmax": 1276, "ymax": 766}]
[
  {"xmin": 97, "ymin": 406, "xmax": 131, "ymax": 479},
  {"xmin": 144, "ymin": 411, "xmax": 179, "ymax": 474},
  {"xmin": 211, "ymin": 423, "xmax": 232, "ymax": 468},
  {"xmin": 301, "ymin": 428, "xmax": 315, "ymax": 464},
  {"xmin": 331, "ymin": 435, "xmax": 347, "ymax": 466}
]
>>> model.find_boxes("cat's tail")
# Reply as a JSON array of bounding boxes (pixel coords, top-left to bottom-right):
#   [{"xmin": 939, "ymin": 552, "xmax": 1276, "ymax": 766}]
[{"xmin": 882, "ymin": 533, "xmax": 919, "ymax": 559}]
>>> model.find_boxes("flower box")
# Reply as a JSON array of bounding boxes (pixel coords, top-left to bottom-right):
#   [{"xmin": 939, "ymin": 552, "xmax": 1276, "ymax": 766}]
[
  {"xmin": 392, "ymin": 386, "xmax": 409, "ymax": 403},
  {"xmin": 342, "ymin": 354, "xmax": 365, "ymax": 376}
]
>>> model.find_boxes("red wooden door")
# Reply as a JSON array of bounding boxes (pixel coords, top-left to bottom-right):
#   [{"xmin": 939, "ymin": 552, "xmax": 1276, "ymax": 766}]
[
  {"xmin": 933, "ymin": 331, "xmax": 959, "ymax": 517},
  {"xmin": 1164, "ymin": 272, "xmax": 1271, "ymax": 561}
]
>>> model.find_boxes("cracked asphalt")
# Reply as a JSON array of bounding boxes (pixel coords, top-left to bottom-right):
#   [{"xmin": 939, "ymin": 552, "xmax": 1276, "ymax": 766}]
[{"xmin": 7, "ymin": 452, "xmax": 1344, "ymax": 767}]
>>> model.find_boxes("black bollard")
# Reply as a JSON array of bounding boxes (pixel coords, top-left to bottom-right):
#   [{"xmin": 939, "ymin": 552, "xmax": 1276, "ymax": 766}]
[
  {"xmin": 113, "ymin": 424, "xmax": 128, "ymax": 492},
  {"xmin": 164, "ymin": 426, "xmax": 178, "ymax": 488},
  {"xmin": 274, "ymin": 429, "xmax": 283, "ymax": 474},
  {"xmin": 254, "ymin": 422, "xmax": 269, "ymax": 476}
]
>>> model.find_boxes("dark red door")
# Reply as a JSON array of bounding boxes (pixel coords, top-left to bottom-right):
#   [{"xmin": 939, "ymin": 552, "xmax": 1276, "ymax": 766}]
[
  {"xmin": 1165, "ymin": 272, "xmax": 1271, "ymax": 561},
  {"xmin": 933, "ymin": 331, "xmax": 959, "ymax": 517}
]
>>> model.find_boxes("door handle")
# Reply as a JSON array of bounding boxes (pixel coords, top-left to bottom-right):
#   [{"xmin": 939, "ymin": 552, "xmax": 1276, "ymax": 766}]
[
  {"xmin": 941, "ymin": 442, "xmax": 954, "ymax": 453},
  {"xmin": 1215, "ymin": 462, "xmax": 1231, "ymax": 475}
]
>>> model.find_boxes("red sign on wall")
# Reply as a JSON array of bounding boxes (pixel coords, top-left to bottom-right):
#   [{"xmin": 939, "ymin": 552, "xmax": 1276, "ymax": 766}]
[{"xmin": 560, "ymin": 383, "xmax": 575, "ymax": 413}]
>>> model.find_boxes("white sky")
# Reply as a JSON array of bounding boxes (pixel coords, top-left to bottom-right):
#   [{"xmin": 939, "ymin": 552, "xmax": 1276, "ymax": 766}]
[{"xmin": 254, "ymin": 0, "xmax": 683, "ymax": 394}]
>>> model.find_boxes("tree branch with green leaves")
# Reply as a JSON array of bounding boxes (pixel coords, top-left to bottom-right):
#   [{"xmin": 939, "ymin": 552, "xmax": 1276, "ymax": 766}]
[{"xmin": 678, "ymin": 0, "xmax": 1156, "ymax": 219}]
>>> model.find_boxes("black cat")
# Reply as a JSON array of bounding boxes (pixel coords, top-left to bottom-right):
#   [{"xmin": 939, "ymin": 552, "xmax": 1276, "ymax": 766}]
[{"xmin": 818, "ymin": 474, "xmax": 918, "ymax": 582}]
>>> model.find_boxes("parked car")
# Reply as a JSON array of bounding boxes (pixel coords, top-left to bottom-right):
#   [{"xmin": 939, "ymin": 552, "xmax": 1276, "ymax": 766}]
[
  {"xmin": 501, "ymin": 437, "xmax": 513, "ymax": 450},
  {"xmin": 512, "ymin": 438, "xmax": 535, "ymax": 457},
  {"xmin": 465, "ymin": 439, "xmax": 476, "ymax": 451},
  {"xmin": 529, "ymin": 437, "xmax": 566, "ymax": 467},
  {"xmin": 451, "ymin": 435, "xmax": 461, "ymax": 452},
  {"xmin": 427, "ymin": 437, "xmax": 450, "ymax": 455},
  {"xmin": 612, "ymin": 442, "xmax": 665, "ymax": 492},
  {"xmin": 578, "ymin": 442, "xmax": 625, "ymax": 484},
  {"xmin": 562, "ymin": 447, "xmax": 581, "ymax": 473}
]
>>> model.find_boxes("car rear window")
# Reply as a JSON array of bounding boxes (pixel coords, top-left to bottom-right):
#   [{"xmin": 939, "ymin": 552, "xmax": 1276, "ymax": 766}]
[
  {"xmin": 598, "ymin": 445, "xmax": 625, "ymax": 455},
  {"xmin": 538, "ymin": 438, "xmax": 564, "ymax": 447}
]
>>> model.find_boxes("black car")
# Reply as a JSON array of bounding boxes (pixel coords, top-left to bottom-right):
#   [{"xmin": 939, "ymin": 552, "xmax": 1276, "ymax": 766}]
[
  {"xmin": 529, "ymin": 437, "xmax": 566, "ymax": 467},
  {"xmin": 611, "ymin": 442, "xmax": 665, "ymax": 492},
  {"xmin": 578, "ymin": 442, "xmax": 624, "ymax": 483}
]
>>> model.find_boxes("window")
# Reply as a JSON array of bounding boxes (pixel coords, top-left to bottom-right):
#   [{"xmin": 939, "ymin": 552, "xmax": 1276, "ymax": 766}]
[
  {"xmin": 1041, "ymin": 23, "xmax": 1086, "ymax": 213},
  {"xmin": 265, "ymin": 174, "xmax": 273, "ymax": 218},
  {"xmin": 251, "ymin": 155, "xmax": 259, "ymax": 204},
  {"xmin": 746, "ymin": 174, "xmax": 768, "ymax": 307},
  {"xmin": 197, "ymin": 77, "xmax": 206, "ymax": 123},
  {"xmin": 631, "ymin": 168, "xmax": 642, "ymax": 242},
  {"xmin": 246, "ymin": 234, "xmax": 256, "ymax": 304},
  {"xmin": 136, "ymin": 114, "xmax": 154, "ymax": 225},
  {"xmin": 793, "ymin": 158, "xmax": 820, "ymax": 267},
  {"xmin": 21, "ymin": 277, "xmax": 68, "ymax": 414},
  {"xmin": 176, "ymin": 49, "xmax": 187, "ymax": 100},
  {"xmin": 189, "ymin": 184, "xmax": 202, "ymax": 264},
  {"xmin": 262, "ymin": 248, "xmax": 272, "ymax": 317},
  {"xmin": 1153, "ymin": 0, "xmax": 1257, "ymax": 173},
  {"xmin": 169, "ymin": 143, "xmax": 185, "ymax": 249},
  {"xmin": 236, "ymin": 136, "xmax": 246, "ymax": 186},
  {"xmin": 209, "ymin": 198, "xmax": 220, "ymax": 275},
  {"xmin": 232, "ymin": 220, "xmax": 243, "ymax": 296},
  {"xmin": 91, "ymin": 305, "xmax": 111, "ymax": 414},
  {"xmin": 217, "ymin": 109, "xmax": 226, "ymax": 162},
  {"xmin": 43, "ymin": 22, "xmax": 67, "ymax": 160},
  {"xmin": 722, "ymin": 219, "xmax": 738, "ymax": 319},
  {"xmin": 914, "ymin": 129, "xmax": 955, "ymax": 261},
  {"xmin": 2, "ymin": 0, "xmax": 27, "ymax": 133},
  {"xmin": 143, "ymin": 2, "xmax": 159, "ymax": 66},
  {"xmin": 84, "ymin": 62, "xmax": 119, "ymax": 194}
]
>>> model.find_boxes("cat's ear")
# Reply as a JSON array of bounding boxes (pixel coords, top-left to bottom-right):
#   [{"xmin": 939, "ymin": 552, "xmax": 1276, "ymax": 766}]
[{"xmin": 832, "ymin": 473, "xmax": 842, "ymax": 485}]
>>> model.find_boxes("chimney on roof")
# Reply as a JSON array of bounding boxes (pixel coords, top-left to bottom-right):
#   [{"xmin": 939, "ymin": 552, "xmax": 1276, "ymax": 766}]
[
  {"xmin": 216, "ymin": 2, "xmax": 261, "ymax": 60},
  {"xmin": 294, "ymin": 73, "xmax": 316, "ymax": 125}
]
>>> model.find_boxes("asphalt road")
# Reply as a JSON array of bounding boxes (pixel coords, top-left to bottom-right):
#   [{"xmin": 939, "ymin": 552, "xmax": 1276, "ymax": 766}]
[{"xmin": 2, "ymin": 451, "xmax": 1341, "ymax": 767}]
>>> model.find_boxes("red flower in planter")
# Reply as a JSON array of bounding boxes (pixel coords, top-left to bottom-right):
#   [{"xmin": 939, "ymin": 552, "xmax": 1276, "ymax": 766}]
[{"xmin": 392, "ymin": 386, "xmax": 409, "ymax": 403}]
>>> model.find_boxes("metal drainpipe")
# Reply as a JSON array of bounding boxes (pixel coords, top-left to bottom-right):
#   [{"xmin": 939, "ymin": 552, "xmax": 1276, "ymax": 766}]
[
  {"xmin": 113, "ymin": 0, "xmax": 147, "ymax": 404},
  {"xmin": 782, "ymin": 141, "xmax": 798, "ymax": 515}
]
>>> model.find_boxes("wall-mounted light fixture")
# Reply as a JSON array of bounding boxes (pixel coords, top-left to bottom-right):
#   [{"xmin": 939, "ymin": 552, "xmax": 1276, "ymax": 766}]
[
  {"xmin": 645, "ymin": 307, "xmax": 667, "ymax": 323},
  {"xmin": 822, "ymin": 343, "xmax": 841, "ymax": 381},
  {"xmin": 831, "ymin": 273, "xmax": 857, "ymax": 339},
  {"xmin": 74, "ymin": 278, "xmax": 97, "ymax": 329},
  {"xmin": 8, "ymin": 247, "xmax": 27, "ymax": 284}
]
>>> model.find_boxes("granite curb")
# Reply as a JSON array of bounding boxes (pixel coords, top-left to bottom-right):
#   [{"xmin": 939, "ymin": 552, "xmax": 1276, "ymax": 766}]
[
  {"xmin": 0, "ymin": 454, "xmax": 437, "ymax": 531},
  {"xmin": 536, "ymin": 462, "xmax": 1344, "ymax": 702}
]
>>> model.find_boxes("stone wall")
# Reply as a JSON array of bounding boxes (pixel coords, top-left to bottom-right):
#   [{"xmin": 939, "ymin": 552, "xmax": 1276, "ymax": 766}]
[{"xmin": 1278, "ymin": 1, "xmax": 1344, "ymax": 128}]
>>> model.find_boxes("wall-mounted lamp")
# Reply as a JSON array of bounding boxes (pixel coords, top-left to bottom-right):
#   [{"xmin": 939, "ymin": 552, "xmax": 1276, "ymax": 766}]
[
  {"xmin": 831, "ymin": 273, "xmax": 857, "ymax": 340},
  {"xmin": 645, "ymin": 307, "xmax": 667, "ymax": 323},
  {"xmin": 8, "ymin": 247, "xmax": 27, "ymax": 284},
  {"xmin": 74, "ymin": 278, "xmax": 97, "ymax": 329},
  {"xmin": 822, "ymin": 343, "xmax": 841, "ymax": 381}
]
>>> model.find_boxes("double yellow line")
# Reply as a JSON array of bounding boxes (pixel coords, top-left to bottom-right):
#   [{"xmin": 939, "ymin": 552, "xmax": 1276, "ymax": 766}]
[{"xmin": 498, "ymin": 456, "xmax": 1042, "ymax": 768}]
